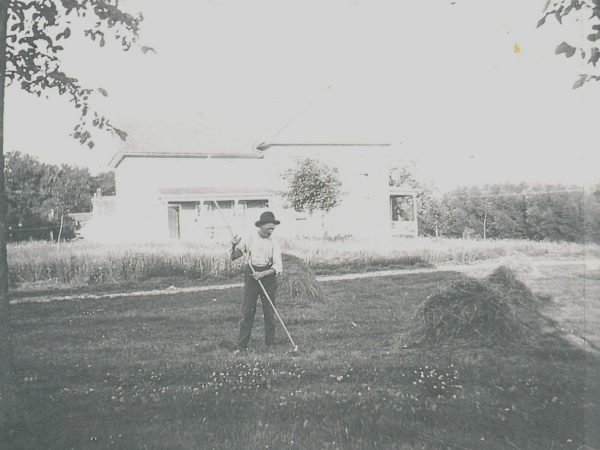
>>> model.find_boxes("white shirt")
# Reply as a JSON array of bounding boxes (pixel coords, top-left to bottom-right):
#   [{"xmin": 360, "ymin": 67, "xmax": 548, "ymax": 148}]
[{"xmin": 237, "ymin": 231, "xmax": 283, "ymax": 275}]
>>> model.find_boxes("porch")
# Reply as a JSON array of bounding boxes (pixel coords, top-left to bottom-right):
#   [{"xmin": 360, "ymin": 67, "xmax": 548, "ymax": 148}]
[{"xmin": 389, "ymin": 186, "xmax": 418, "ymax": 238}]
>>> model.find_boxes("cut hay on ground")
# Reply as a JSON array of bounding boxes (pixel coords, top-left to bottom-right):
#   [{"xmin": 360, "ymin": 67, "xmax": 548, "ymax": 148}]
[
  {"xmin": 421, "ymin": 266, "xmax": 555, "ymax": 347},
  {"xmin": 278, "ymin": 253, "xmax": 324, "ymax": 303}
]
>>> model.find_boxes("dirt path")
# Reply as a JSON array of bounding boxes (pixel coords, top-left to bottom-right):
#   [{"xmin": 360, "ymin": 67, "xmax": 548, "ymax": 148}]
[{"xmin": 10, "ymin": 257, "xmax": 599, "ymax": 305}]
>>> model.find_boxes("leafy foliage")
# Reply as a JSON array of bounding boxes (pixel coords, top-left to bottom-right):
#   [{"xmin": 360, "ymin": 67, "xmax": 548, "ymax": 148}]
[
  {"xmin": 387, "ymin": 165, "xmax": 597, "ymax": 243},
  {"xmin": 538, "ymin": 0, "xmax": 600, "ymax": 88},
  {"xmin": 438, "ymin": 183, "xmax": 599, "ymax": 243},
  {"xmin": 90, "ymin": 170, "xmax": 115, "ymax": 196},
  {"xmin": 4, "ymin": 0, "xmax": 144, "ymax": 146},
  {"xmin": 283, "ymin": 158, "xmax": 342, "ymax": 214},
  {"xmin": 4, "ymin": 151, "xmax": 114, "ymax": 241}
]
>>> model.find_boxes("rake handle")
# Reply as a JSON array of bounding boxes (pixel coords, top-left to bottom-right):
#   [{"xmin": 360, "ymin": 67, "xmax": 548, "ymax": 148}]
[{"xmin": 211, "ymin": 201, "xmax": 297, "ymax": 350}]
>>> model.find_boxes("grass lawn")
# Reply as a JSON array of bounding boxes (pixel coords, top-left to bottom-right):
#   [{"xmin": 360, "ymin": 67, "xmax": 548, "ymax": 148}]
[{"xmin": 6, "ymin": 263, "xmax": 600, "ymax": 449}]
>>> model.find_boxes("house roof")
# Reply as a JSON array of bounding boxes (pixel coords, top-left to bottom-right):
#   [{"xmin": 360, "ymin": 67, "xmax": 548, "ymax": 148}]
[
  {"xmin": 108, "ymin": 151, "xmax": 262, "ymax": 169},
  {"xmin": 255, "ymin": 142, "xmax": 391, "ymax": 151},
  {"xmin": 109, "ymin": 142, "xmax": 395, "ymax": 168},
  {"xmin": 107, "ymin": 88, "xmax": 399, "ymax": 169},
  {"xmin": 109, "ymin": 117, "xmax": 263, "ymax": 168}
]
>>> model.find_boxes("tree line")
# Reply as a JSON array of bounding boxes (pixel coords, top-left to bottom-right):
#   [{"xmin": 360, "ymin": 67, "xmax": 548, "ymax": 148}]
[
  {"xmin": 417, "ymin": 183, "xmax": 600, "ymax": 243},
  {"xmin": 5, "ymin": 151, "xmax": 114, "ymax": 242}
]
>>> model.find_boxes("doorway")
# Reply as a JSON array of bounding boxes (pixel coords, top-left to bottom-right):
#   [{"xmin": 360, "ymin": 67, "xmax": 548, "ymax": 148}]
[{"xmin": 167, "ymin": 205, "xmax": 180, "ymax": 239}]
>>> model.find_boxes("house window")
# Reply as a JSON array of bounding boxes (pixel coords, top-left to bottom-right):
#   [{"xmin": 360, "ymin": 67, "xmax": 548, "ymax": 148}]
[
  {"xmin": 202, "ymin": 199, "xmax": 268, "ymax": 217},
  {"xmin": 390, "ymin": 195, "xmax": 414, "ymax": 221},
  {"xmin": 238, "ymin": 199, "xmax": 269, "ymax": 210},
  {"xmin": 204, "ymin": 200, "xmax": 235, "ymax": 210},
  {"xmin": 180, "ymin": 202, "xmax": 199, "ymax": 211}
]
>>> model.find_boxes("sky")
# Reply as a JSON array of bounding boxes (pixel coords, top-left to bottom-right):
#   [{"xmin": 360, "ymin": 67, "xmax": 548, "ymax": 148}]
[{"xmin": 4, "ymin": 0, "xmax": 600, "ymax": 193}]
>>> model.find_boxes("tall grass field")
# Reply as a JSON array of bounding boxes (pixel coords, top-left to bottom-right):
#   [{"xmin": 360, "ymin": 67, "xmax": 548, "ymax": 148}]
[{"xmin": 8, "ymin": 237, "xmax": 599, "ymax": 291}]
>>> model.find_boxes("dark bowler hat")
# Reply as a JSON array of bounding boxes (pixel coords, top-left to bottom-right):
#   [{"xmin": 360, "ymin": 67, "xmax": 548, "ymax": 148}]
[{"xmin": 255, "ymin": 211, "xmax": 281, "ymax": 227}]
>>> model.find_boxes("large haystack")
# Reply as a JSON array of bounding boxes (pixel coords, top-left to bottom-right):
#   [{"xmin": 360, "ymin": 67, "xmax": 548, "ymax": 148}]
[
  {"xmin": 422, "ymin": 266, "xmax": 552, "ymax": 347},
  {"xmin": 486, "ymin": 265, "xmax": 537, "ymax": 306},
  {"xmin": 278, "ymin": 253, "xmax": 324, "ymax": 303}
]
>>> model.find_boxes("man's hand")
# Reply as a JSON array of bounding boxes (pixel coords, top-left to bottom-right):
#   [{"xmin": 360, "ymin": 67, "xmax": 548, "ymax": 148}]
[
  {"xmin": 230, "ymin": 235, "xmax": 243, "ymax": 261},
  {"xmin": 252, "ymin": 269, "xmax": 273, "ymax": 281},
  {"xmin": 252, "ymin": 271, "xmax": 265, "ymax": 281}
]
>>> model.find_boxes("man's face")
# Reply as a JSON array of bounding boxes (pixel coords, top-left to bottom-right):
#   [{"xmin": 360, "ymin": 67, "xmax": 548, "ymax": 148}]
[{"xmin": 259, "ymin": 223, "xmax": 276, "ymax": 237}]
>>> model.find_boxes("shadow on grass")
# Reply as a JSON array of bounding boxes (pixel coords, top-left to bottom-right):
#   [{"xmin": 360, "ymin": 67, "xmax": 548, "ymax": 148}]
[{"xmin": 311, "ymin": 255, "xmax": 433, "ymax": 276}]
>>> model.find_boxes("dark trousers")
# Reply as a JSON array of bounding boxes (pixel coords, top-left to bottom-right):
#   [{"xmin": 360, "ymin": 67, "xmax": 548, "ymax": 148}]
[{"xmin": 237, "ymin": 265, "xmax": 277, "ymax": 349}]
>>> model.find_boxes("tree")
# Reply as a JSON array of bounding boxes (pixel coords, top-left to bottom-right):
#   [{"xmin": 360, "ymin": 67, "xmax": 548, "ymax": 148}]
[
  {"xmin": 0, "ymin": 0, "xmax": 143, "ymax": 437},
  {"xmin": 439, "ymin": 183, "xmax": 597, "ymax": 243},
  {"xmin": 42, "ymin": 163, "xmax": 93, "ymax": 240},
  {"xmin": 283, "ymin": 158, "xmax": 342, "ymax": 214},
  {"xmin": 525, "ymin": 191, "xmax": 586, "ymax": 242},
  {"xmin": 90, "ymin": 170, "xmax": 115, "ymax": 196},
  {"xmin": 5, "ymin": 151, "xmax": 55, "ymax": 240},
  {"xmin": 584, "ymin": 188, "xmax": 600, "ymax": 242},
  {"xmin": 4, "ymin": 151, "xmax": 114, "ymax": 241},
  {"xmin": 4, "ymin": 151, "xmax": 45, "ymax": 221},
  {"xmin": 442, "ymin": 188, "xmax": 489, "ymax": 239},
  {"xmin": 538, "ymin": 0, "xmax": 600, "ymax": 88}
]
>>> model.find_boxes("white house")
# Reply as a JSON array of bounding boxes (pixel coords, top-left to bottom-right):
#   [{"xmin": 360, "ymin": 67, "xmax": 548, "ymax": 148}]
[{"xmin": 87, "ymin": 142, "xmax": 417, "ymax": 243}]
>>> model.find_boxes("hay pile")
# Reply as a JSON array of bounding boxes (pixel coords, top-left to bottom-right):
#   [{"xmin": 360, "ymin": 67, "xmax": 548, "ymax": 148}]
[
  {"xmin": 278, "ymin": 253, "xmax": 324, "ymax": 303},
  {"xmin": 422, "ymin": 266, "xmax": 552, "ymax": 347},
  {"xmin": 486, "ymin": 265, "xmax": 537, "ymax": 306}
]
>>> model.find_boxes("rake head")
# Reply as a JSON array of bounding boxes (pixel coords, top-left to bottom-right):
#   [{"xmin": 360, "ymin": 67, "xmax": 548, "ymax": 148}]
[{"xmin": 288, "ymin": 345, "xmax": 299, "ymax": 355}]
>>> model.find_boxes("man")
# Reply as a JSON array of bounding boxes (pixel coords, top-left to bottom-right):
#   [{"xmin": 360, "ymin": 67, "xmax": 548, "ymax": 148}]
[{"xmin": 231, "ymin": 211, "xmax": 283, "ymax": 351}]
